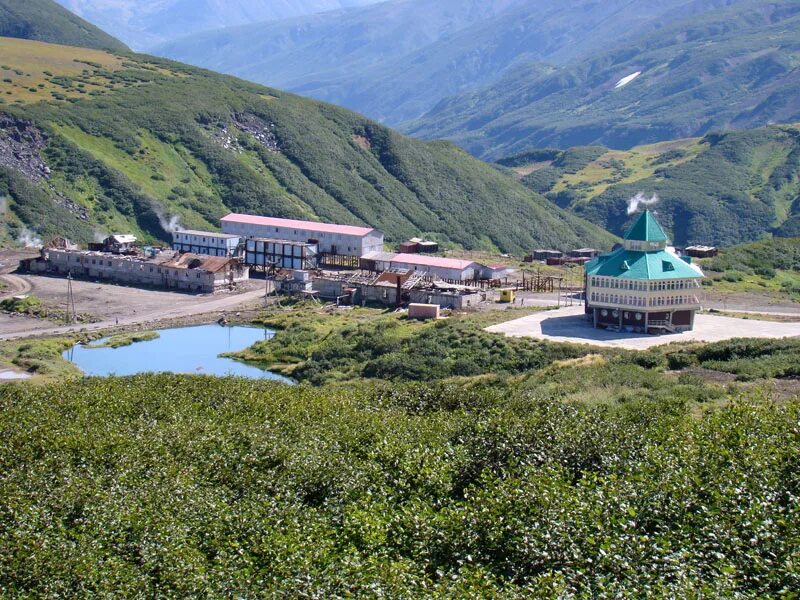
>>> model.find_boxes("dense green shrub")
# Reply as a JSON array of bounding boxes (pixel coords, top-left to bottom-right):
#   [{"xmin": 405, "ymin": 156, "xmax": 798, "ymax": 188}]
[{"xmin": 0, "ymin": 376, "xmax": 798, "ymax": 596}]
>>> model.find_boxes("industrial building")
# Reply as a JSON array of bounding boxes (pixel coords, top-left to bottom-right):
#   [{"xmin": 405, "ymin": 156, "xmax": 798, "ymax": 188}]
[
  {"xmin": 398, "ymin": 238, "xmax": 440, "ymax": 254},
  {"xmin": 245, "ymin": 237, "xmax": 318, "ymax": 271},
  {"xmin": 569, "ymin": 248, "xmax": 600, "ymax": 259},
  {"xmin": 27, "ymin": 248, "xmax": 249, "ymax": 293},
  {"xmin": 360, "ymin": 251, "xmax": 485, "ymax": 282},
  {"xmin": 88, "ymin": 234, "xmax": 137, "ymax": 254},
  {"xmin": 309, "ymin": 271, "xmax": 488, "ymax": 310},
  {"xmin": 172, "ymin": 230, "xmax": 242, "ymax": 257},
  {"xmin": 220, "ymin": 213, "xmax": 384, "ymax": 258},
  {"xmin": 585, "ymin": 210, "xmax": 704, "ymax": 333},
  {"xmin": 528, "ymin": 249, "xmax": 563, "ymax": 262}
]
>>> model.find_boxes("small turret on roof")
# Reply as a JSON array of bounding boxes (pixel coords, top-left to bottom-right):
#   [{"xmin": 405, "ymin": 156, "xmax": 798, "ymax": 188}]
[{"xmin": 624, "ymin": 210, "xmax": 668, "ymax": 243}]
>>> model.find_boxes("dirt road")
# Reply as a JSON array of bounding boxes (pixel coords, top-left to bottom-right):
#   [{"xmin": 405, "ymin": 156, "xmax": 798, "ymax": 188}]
[
  {"xmin": 0, "ymin": 286, "xmax": 267, "ymax": 341},
  {"xmin": 0, "ymin": 274, "xmax": 32, "ymax": 298}
]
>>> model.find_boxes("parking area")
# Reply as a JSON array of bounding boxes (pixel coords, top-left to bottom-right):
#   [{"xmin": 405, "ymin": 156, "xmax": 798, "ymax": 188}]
[{"xmin": 487, "ymin": 306, "xmax": 800, "ymax": 350}]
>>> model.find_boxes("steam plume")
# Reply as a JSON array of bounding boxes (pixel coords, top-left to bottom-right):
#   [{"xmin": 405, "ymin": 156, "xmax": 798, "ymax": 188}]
[{"xmin": 627, "ymin": 192, "xmax": 659, "ymax": 216}]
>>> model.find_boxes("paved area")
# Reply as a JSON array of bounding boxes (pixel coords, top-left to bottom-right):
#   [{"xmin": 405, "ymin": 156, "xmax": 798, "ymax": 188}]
[{"xmin": 487, "ymin": 306, "xmax": 800, "ymax": 350}]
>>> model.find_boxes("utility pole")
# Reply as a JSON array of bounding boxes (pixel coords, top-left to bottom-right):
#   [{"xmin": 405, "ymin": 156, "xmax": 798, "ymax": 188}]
[{"xmin": 66, "ymin": 272, "xmax": 77, "ymax": 324}]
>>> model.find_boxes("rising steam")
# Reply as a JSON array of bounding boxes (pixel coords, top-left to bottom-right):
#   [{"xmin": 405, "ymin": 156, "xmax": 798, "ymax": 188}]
[
  {"xmin": 17, "ymin": 227, "xmax": 43, "ymax": 248},
  {"xmin": 627, "ymin": 192, "xmax": 659, "ymax": 215},
  {"xmin": 159, "ymin": 213, "xmax": 183, "ymax": 232}
]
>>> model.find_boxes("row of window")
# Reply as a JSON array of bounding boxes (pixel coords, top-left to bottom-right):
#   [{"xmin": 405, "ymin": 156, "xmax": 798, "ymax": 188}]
[
  {"xmin": 177, "ymin": 236, "xmax": 234, "ymax": 246},
  {"xmin": 55, "ymin": 253, "xmax": 204, "ymax": 279},
  {"xmin": 626, "ymin": 241, "xmax": 663, "ymax": 251},
  {"xmin": 591, "ymin": 293, "xmax": 699, "ymax": 307},
  {"xmin": 589, "ymin": 276, "xmax": 699, "ymax": 291}
]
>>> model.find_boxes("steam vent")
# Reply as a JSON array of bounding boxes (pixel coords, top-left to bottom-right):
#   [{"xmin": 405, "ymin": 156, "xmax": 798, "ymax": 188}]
[{"xmin": 585, "ymin": 210, "xmax": 704, "ymax": 334}]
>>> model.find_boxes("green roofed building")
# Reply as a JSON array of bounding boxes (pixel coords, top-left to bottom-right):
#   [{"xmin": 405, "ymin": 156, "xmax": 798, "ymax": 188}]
[{"xmin": 585, "ymin": 210, "xmax": 704, "ymax": 333}]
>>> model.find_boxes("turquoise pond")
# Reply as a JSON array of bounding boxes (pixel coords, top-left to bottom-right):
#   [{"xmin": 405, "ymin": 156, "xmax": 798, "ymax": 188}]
[{"xmin": 64, "ymin": 325, "xmax": 292, "ymax": 382}]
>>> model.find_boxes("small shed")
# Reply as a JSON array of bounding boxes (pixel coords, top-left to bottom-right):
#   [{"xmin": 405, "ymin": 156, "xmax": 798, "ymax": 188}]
[
  {"xmin": 499, "ymin": 289, "xmax": 516, "ymax": 303},
  {"xmin": 399, "ymin": 241, "xmax": 420, "ymax": 253},
  {"xmin": 408, "ymin": 303, "xmax": 440, "ymax": 320},
  {"xmin": 685, "ymin": 245, "xmax": 718, "ymax": 258},
  {"xmin": 532, "ymin": 249, "xmax": 563, "ymax": 261},
  {"xmin": 417, "ymin": 240, "xmax": 439, "ymax": 253},
  {"xmin": 568, "ymin": 248, "xmax": 599, "ymax": 259}
]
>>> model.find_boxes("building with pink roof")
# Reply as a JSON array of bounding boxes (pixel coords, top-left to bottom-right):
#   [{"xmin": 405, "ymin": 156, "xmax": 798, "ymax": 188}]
[
  {"xmin": 362, "ymin": 251, "xmax": 483, "ymax": 281},
  {"xmin": 221, "ymin": 213, "xmax": 384, "ymax": 257}
]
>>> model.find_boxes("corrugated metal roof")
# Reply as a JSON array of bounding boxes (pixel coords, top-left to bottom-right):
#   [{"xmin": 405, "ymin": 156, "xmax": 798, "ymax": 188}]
[
  {"xmin": 361, "ymin": 251, "xmax": 398, "ymax": 262},
  {"xmin": 392, "ymin": 253, "xmax": 477, "ymax": 270},
  {"xmin": 158, "ymin": 253, "xmax": 237, "ymax": 273},
  {"xmin": 222, "ymin": 213, "xmax": 377, "ymax": 237},
  {"xmin": 109, "ymin": 234, "xmax": 137, "ymax": 243}
]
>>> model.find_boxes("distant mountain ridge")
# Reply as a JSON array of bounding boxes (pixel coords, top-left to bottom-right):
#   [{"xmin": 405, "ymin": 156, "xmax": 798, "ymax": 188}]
[
  {"xmin": 154, "ymin": 0, "xmax": 740, "ymax": 125},
  {"xmin": 0, "ymin": 0, "xmax": 127, "ymax": 51},
  {"xmin": 54, "ymin": 0, "xmax": 384, "ymax": 49},
  {"xmin": 409, "ymin": 0, "xmax": 800, "ymax": 159}
]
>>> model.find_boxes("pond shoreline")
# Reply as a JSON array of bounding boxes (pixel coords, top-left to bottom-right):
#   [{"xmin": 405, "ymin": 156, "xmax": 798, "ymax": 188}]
[{"xmin": 64, "ymin": 323, "xmax": 293, "ymax": 382}]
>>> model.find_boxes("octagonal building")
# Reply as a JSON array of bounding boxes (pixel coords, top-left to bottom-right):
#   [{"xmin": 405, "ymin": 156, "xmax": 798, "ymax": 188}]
[{"xmin": 585, "ymin": 210, "xmax": 704, "ymax": 333}]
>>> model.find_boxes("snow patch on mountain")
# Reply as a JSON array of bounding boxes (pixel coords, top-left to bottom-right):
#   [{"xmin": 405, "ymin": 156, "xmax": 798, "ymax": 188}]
[{"xmin": 614, "ymin": 71, "xmax": 641, "ymax": 89}]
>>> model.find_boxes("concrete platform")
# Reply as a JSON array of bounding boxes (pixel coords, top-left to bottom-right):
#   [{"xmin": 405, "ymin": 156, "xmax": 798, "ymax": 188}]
[{"xmin": 486, "ymin": 306, "xmax": 800, "ymax": 350}]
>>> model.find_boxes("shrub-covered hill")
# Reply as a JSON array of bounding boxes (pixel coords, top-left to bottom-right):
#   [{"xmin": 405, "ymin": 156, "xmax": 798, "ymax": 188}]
[
  {"xmin": 1, "ymin": 374, "xmax": 799, "ymax": 596},
  {"xmin": 0, "ymin": 36, "xmax": 615, "ymax": 253},
  {"xmin": 409, "ymin": 0, "xmax": 800, "ymax": 160},
  {"xmin": 498, "ymin": 125, "xmax": 800, "ymax": 247},
  {"xmin": 0, "ymin": 0, "xmax": 127, "ymax": 51}
]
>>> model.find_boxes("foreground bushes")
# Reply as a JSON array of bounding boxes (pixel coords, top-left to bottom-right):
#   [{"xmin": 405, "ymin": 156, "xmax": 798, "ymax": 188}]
[{"xmin": 1, "ymin": 375, "xmax": 799, "ymax": 597}]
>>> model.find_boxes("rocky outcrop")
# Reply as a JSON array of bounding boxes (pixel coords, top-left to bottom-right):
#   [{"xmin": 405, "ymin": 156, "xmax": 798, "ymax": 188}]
[
  {"xmin": 0, "ymin": 116, "xmax": 89, "ymax": 221},
  {"xmin": 211, "ymin": 113, "xmax": 280, "ymax": 153},
  {"xmin": 0, "ymin": 116, "xmax": 50, "ymax": 183}
]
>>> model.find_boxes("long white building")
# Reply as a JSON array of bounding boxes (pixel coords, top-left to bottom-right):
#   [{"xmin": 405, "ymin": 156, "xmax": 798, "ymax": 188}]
[{"xmin": 220, "ymin": 213, "xmax": 384, "ymax": 257}]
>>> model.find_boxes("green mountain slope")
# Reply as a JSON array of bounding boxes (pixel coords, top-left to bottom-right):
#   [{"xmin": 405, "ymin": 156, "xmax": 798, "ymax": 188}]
[
  {"xmin": 498, "ymin": 125, "xmax": 800, "ymax": 247},
  {"xmin": 0, "ymin": 37, "xmax": 614, "ymax": 253},
  {"xmin": 409, "ymin": 0, "xmax": 800, "ymax": 159},
  {"xmin": 0, "ymin": 0, "xmax": 127, "ymax": 51}
]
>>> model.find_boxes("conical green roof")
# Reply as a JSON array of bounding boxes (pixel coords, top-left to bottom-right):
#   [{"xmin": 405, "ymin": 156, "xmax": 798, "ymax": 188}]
[{"xmin": 624, "ymin": 210, "xmax": 668, "ymax": 242}]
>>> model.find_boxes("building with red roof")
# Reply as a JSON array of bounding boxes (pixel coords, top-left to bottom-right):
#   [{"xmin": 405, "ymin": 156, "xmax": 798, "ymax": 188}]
[{"xmin": 221, "ymin": 213, "xmax": 384, "ymax": 257}]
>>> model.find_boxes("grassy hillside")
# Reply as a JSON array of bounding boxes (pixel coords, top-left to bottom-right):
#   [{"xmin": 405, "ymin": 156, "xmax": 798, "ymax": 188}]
[
  {"xmin": 1, "ymin": 372, "xmax": 799, "ymax": 595},
  {"xmin": 0, "ymin": 0, "xmax": 127, "ymax": 51},
  {"xmin": 498, "ymin": 125, "xmax": 800, "ymax": 247},
  {"xmin": 409, "ymin": 0, "xmax": 800, "ymax": 159},
  {"xmin": 697, "ymin": 237, "xmax": 800, "ymax": 297},
  {"xmin": 0, "ymin": 37, "xmax": 614, "ymax": 253}
]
